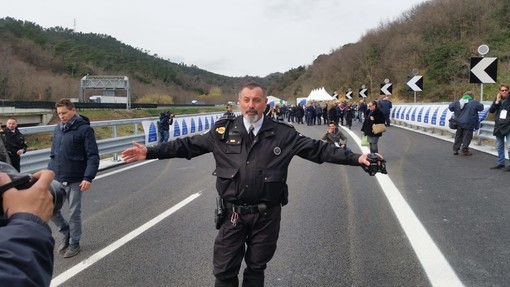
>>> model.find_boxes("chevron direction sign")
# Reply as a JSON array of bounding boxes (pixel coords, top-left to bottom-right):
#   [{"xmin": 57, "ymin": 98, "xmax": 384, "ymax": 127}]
[
  {"xmin": 470, "ymin": 57, "xmax": 497, "ymax": 83},
  {"xmin": 345, "ymin": 90, "xmax": 353, "ymax": 99},
  {"xmin": 406, "ymin": 76, "xmax": 423, "ymax": 92},
  {"xmin": 359, "ymin": 88, "xmax": 368, "ymax": 98},
  {"xmin": 380, "ymin": 83, "xmax": 392, "ymax": 95}
]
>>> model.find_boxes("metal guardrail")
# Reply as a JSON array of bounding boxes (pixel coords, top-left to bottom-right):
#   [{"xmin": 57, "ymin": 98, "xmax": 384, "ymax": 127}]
[
  {"xmin": 19, "ymin": 116, "xmax": 155, "ymax": 173},
  {"xmin": 18, "ymin": 112, "xmax": 225, "ymax": 173},
  {"xmin": 476, "ymin": 121, "xmax": 496, "ymax": 145}
]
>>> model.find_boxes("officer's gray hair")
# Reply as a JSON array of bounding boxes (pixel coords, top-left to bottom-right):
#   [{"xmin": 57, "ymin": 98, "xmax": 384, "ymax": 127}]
[{"xmin": 239, "ymin": 82, "xmax": 266, "ymax": 97}]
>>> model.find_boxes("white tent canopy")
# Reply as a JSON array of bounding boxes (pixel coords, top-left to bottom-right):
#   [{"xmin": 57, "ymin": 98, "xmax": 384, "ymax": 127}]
[
  {"xmin": 267, "ymin": 95, "xmax": 286, "ymax": 106},
  {"xmin": 306, "ymin": 87, "xmax": 335, "ymax": 101}
]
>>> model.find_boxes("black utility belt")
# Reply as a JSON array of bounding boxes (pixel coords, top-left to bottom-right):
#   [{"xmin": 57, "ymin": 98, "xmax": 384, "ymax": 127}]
[{"xmin": 226, "ymin": 202, "xmax": 273, "ymax": 216}]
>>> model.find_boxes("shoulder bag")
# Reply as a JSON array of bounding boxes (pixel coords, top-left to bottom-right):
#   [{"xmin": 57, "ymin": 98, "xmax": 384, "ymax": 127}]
[{"xmin": 372, "ymin": 123, "xmax": 386, "ymax": 135}]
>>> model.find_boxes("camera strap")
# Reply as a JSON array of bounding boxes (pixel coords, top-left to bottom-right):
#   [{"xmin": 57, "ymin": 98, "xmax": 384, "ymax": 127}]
[{"xmin": 0, "ymin": 175, "xmax": 32, "ymax": 195}]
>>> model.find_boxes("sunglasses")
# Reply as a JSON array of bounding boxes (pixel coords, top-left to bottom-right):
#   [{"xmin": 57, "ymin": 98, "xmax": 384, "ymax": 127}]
[{"xmin": 500, "ymin": 89, "xmax": 508, "ymax": 92}]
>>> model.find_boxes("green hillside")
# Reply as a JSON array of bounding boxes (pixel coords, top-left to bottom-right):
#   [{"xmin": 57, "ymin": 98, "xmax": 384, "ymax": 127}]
[{"xmin": 1, "ymin": 0, "xmax": 509, "ymax": 104}]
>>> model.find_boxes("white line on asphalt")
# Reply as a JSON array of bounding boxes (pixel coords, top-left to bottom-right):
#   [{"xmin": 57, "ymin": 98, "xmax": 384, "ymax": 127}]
[
  {"xmin": 342, "ymin": 127, "xmax": 464, "ymax": 287},
  {"xmin": 94, "ymin": 159, "xmax": 158, "ymax": 180},
  {"xmin": 50, "ymin": 191, "xmax": 202, "ymax": 287}
]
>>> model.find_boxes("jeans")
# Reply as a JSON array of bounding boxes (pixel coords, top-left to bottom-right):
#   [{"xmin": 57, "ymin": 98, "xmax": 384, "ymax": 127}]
[
  {"xmin": 495, "ymin": 133, "xmax": 510, "ymax": 165},
  {"xmin": 51, "ymin": 182, "xmax": 82, "ymax": 245},
  {"xmin": 159, "ymin": 130, "xmax": 169, "ymax": 143},
  {"xmin": 367, "ymin": 136, "xmax": 380, "ymax": 153}
]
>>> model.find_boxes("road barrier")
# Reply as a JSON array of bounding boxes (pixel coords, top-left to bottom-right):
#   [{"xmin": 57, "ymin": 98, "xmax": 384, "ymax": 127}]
[
  {"xmin": 19, "ymin": 112, "xmax": 229, "ymax": 173},
  {"xmin": 391, "ymin": 103, "xmax": 495, "ymax": 145}
]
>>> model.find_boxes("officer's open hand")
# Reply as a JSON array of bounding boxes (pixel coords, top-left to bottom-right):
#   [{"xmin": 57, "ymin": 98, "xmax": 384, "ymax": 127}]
[{"xmin": 121, "ymin": 141, "xmax": 148, "ymax": 163}]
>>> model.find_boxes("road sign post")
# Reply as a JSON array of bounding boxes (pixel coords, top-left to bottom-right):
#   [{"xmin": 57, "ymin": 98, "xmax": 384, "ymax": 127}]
[{"xmin": 470, "ymin": 44, "xmax": 497, "ymax": 102}]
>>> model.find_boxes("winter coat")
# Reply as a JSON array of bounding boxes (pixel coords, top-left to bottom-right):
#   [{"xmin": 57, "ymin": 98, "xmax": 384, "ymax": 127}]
[{"xmin": 48, "ymin": 114, "xmax": 99, "ymax": 183}]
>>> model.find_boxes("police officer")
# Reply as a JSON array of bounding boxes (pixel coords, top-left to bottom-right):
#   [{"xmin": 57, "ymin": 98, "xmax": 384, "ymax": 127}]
[
  {"xmin": 1, "ymin": 118, "xmax": 27, "ymax": 172},
  {"xmin": 121, "ymin": 82, "xmax": 377, "ymax": 286}
]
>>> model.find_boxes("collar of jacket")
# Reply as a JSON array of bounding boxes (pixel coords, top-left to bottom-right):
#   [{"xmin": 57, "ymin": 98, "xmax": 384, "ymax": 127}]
[{"xmin": 229, "ymin": 116, "xmax": 277, "ymax": 138}]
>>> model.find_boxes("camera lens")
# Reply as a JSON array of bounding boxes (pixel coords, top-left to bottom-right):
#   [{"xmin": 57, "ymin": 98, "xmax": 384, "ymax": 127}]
[{"xmin": 49, "ymin": 180, "xmax": 66, "ymax": 214}]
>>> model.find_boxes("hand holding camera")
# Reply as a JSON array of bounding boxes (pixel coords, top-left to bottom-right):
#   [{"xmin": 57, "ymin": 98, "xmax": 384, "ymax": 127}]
[
  {"xmin": 361, "ymin": 153, "xmax": 387, "ymax": 176},
  {"xmin": 0, "ymin": 162, "xmax": 66, "ymax": 222}
]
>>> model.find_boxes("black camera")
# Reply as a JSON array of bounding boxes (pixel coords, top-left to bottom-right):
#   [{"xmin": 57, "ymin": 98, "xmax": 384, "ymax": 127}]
[
  {"xmin": 0, "ymin": 162, "xmax": 66, "ymax": 218},
  {"xmin": 362, "ymin": 153, "xmax": 388, "ymax": 176}
]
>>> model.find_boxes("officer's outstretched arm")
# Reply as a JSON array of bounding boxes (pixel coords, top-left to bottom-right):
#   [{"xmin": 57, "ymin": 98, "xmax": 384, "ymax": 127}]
[{"xmin": 121, "ymin": 141, "xmax": 148, "ymax": 163}]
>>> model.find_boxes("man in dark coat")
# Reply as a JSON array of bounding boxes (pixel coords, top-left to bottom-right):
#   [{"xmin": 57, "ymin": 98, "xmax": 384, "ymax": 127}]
[
  {"xmin": 48, "ymin": 99, "xmax": 99, "ymax": 258},
  {"xmin": 448, "ymin": 92, "xmax": 484, "ymax": 156},
  {"xmin": 378, "ymin": 96, "xmax": 393, "ymax": 126},
  {"xmin": 1, "ymin": 118, "xmax": 27, "ymax": 172},
  {"xmin": 122, "ymin": 82, "xmax": 378, "ymax": 287},
  {"xmin": 489, "ymin": 84, "xmax": 510, "ymax": 170}
]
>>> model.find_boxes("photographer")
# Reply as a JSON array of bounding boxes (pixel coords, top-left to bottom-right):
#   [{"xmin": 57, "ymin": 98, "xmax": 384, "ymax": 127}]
[
  {"xmin": 0, "ymin": 170, "xmax": 55, "ymax": 287},
  {"xmin": 159, "ymin": 111, "xmax": 171, "ymax": 143}
]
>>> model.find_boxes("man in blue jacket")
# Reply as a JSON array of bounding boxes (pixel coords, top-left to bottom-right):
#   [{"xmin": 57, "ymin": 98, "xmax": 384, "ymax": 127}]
[
  {"xmin": 448, "ymin": 92, "xmax": 484, "ymax": 156},
  {"xmin": 0, "ymin": 169, "xmax": 56, "ymax": 287},
  {"xmin": 378, "ymin": 96, "xmax": 393, "ymax": 126},
  {"xmin": 48, "ymin": 99, "xmax": 99, "ymax": 258}
]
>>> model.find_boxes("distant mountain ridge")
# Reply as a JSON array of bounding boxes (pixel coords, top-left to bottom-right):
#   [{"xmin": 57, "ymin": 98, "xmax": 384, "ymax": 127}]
[
  {"xmin": 1, "ymin": 0, "xmax": 510, "ymax": 105},
  {"xmin": 0, "ymin": 17, "xmax": 272, "ymax": 104}
]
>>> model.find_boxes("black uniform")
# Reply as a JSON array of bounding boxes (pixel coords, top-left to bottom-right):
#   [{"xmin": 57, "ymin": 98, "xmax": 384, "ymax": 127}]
[
  {"xmin": 1, "ymin": 127, "xmax": 27, "ymax": 172},
  {"xmin": 146, "ymin": 115, "xmax": 361, "ymax": 286}
]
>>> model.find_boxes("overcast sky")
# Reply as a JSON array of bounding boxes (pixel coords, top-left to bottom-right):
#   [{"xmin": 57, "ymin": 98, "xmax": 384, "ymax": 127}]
[{"xmin": 2, "ymin": 0, "xmax": 426, "ymax": 77}]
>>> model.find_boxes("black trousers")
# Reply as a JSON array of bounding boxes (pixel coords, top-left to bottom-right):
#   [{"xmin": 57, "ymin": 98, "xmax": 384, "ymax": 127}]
[
  {"xmin": 453, "ymin": 128, "xmax": 474, "ymax": 151},
  {"xmin": 8, "ymin": 153, "xmax": 21, "ymax": 172},
  {"xmin": 214, "ymin": 205, "xmax": 281, "ymax": 287}
]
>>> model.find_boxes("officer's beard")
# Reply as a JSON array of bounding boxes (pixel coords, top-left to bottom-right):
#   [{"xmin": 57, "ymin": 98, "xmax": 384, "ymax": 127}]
[{"xmin": 244, "ymin": 109, "xmax": 260, "ymax": 125}]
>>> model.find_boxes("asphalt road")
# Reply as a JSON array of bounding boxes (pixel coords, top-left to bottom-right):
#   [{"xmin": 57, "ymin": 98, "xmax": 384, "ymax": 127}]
[{"xmin": 49, "ymin": 121, "xmax": 510, "ymax": 287}]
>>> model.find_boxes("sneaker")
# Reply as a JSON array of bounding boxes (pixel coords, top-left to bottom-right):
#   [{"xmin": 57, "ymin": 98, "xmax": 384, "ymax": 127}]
[
  {"xmin": 490, "ymin": 165, "xmax": 505, "ymax": 170},
  {"xmin": 57, "ymin": 234, "xmax": 70, "ymax": 254},
  {"xmin": 453, "ymin": 151, "xmax": 459, "ymax": 155},
  {"xmin": 503, "ymin": 167, "xmax": 510, "ymax": 172},
  {"xmin": 462, "ymin": 151, "xmax": 473, "ymax": 156},
  {"xmin": 64, "ymin": 244, "xmax": 81, "ymax": 258}
]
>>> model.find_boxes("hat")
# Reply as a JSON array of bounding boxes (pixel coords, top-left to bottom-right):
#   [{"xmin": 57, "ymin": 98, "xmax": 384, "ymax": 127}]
[{"xmin": 461, "ymin": 94, "xmax": 472, "ymax": 100}]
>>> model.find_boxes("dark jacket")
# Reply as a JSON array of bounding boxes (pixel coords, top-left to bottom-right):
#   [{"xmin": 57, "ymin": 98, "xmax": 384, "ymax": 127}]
[
  {"xmin": 48, "ymin": 114, "xmax": 99, "ymax": 183},
  {"xmin": 146, "ymin": 116, "xmax": 360, "ymax": 206},
  {"xmin": 489, "ymin": 97, "xmax": 510, "ymax": 136},
  {"xmin": 0, "ymin": 213, "xmax": 54, "ymax": 287},
  {"xmin": 361, "ymin": 108, "xmax": 385, "ymax": 137},
  {"xmin": 379, "ymin": 99, "xmax": 393, "ymax": 115},
  {"xmin": 328, "ymin": 106, "xmax": 337, "ymax": 122},
  {"xmin": 448, "ymin": 99, "xmax": 484, "ymax": 130},
  {"xmin": 1, "ymin": 127, "xmax": 27, "ymax": 155}
]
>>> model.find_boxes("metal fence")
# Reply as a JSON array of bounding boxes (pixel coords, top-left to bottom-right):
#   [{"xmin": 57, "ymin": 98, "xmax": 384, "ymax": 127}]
[
  {"xmin": 19, "ymin": 118, "xmax": 153, "ymax": 173},
  {"xmin": 18, "ymin": 112, "xmax": 226, "ymax": 173}
]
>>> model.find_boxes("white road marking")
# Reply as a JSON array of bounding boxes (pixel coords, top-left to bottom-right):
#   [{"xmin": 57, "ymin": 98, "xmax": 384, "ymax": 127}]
[
  {"xmin": 94, "ymin": 159, "xmax": 158, "ymax": 180},
  {"xmin": 342, "ymin": 127, "xmax": 464, "ymax": 287},
  {"xmin": 50, "ymin": 191, "xmax": 202, "ymax": 287}
]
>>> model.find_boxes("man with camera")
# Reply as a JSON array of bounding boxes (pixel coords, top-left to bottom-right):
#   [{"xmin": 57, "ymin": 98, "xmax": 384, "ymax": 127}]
[
  {"xmin": 0, "ymin": 169, "xmax": 56, "ymax": 287},
  {"xmin": 122, "ymin": 82, "xmax": 384, "ymax": 286}
]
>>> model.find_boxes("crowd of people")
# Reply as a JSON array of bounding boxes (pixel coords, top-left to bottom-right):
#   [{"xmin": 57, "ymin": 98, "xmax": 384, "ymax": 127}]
[{"xmin": 262, "ymin": 99, "xmax": 370, "ymax": 129}]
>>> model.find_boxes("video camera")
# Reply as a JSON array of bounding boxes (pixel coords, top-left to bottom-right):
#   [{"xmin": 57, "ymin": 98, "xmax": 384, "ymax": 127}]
[
  {"xmin": 0, "ymin": 162, "xmax": 66, "ymax": 219},
  {"xmin": 361, "ymin": 153, "xmax": 387, "ymax": 176}
]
